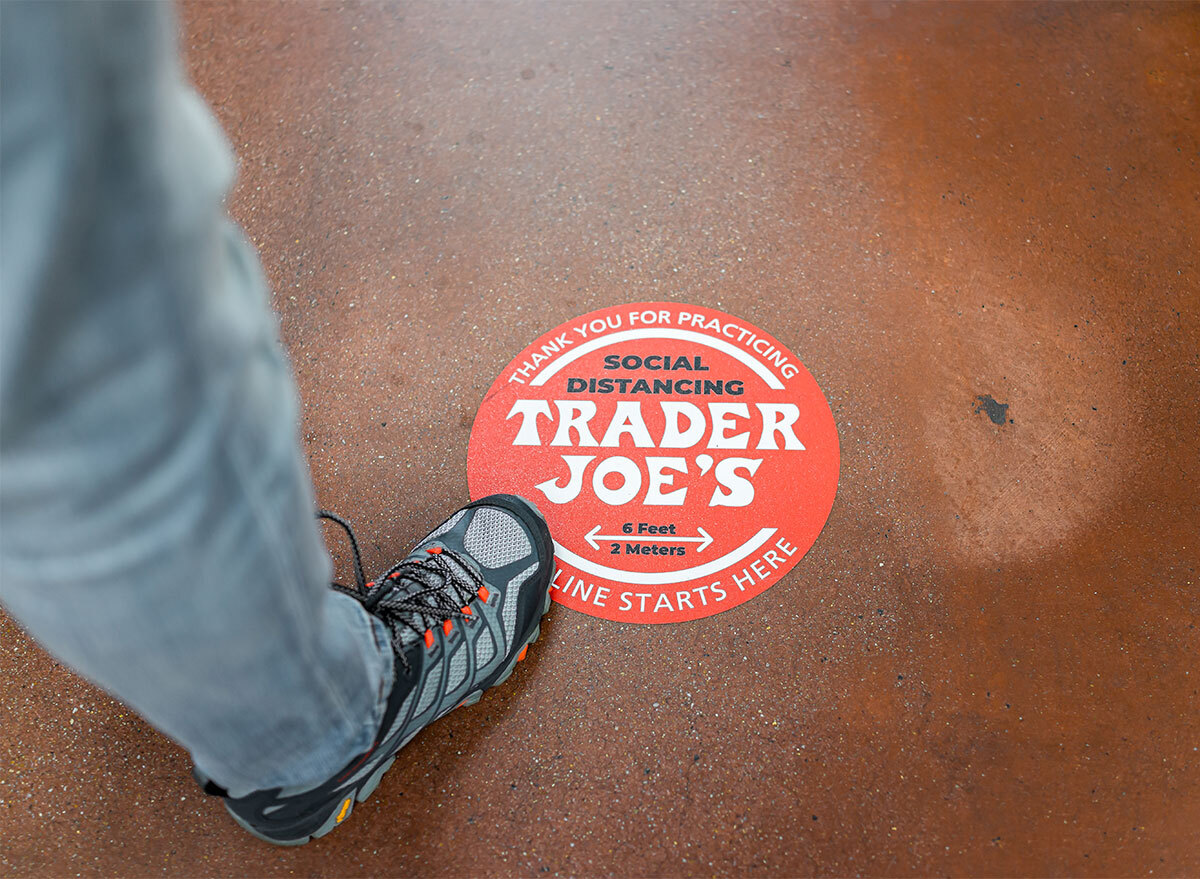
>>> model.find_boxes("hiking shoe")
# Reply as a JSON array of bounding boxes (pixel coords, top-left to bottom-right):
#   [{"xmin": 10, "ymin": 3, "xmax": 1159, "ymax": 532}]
[{"xmin": 195, "ymin": 493, "xmax": 554, "ymax": 845}]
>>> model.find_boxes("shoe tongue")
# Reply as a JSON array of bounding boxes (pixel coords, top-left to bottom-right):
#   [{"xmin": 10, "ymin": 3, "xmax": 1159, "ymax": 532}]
[
  {"xmin": 384, "ymin": 565, "xmax": 445, "ymax": 647},
  {"xmin": 381, "ymin": 548, "xmax": 471, "ymax": 646}
]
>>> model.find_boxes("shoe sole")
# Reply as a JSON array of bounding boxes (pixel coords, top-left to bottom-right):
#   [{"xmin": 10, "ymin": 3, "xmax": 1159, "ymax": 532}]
[{"xmin": 227, "ymin": 496, "xmax": 555, "ymax": 846}]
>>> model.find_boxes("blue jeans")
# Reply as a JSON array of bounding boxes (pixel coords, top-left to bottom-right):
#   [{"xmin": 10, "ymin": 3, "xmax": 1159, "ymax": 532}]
[{"xmin": 0, "ymin": 2, "xmax": 393, "ymax": 795}]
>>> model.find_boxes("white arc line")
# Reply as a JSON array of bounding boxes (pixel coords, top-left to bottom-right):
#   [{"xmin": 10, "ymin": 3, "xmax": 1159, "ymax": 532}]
[
  {"xmin": 585, "ymin": 525, "xmax": 713, "ymax": 553},
  {"xmin": 555, "ymin": 527, "xmax": 777, "ymax": 586},
  {"xmin": 528, "ymin": 328, "xmax": 786, "ymax": 390}
]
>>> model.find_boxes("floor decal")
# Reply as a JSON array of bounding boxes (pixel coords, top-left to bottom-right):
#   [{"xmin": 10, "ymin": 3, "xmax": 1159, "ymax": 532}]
[{"xmin": 468, "ymin": 303, "xmax": 839, "ymax": 623}]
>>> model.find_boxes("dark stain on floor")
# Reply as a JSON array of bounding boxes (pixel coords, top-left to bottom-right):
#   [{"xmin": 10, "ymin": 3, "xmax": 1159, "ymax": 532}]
[{"xmin": 973, "ymin": 394, "xmax": 1010, "ymax": 425}]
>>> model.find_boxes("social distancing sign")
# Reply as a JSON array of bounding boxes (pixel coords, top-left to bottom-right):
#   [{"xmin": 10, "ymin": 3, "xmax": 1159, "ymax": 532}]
[{"xmin": 468, "ymin": 303, "xmax": 839, "ymax": 623}]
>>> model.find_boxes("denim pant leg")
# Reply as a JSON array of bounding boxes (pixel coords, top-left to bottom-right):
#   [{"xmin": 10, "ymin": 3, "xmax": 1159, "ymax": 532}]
[{"xmin": 0, "ymin": 2, "xmax": 392, "ymax": 794}]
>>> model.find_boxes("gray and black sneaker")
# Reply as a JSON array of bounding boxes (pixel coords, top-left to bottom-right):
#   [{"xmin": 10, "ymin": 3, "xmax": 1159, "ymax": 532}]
[{"xmin": 194, "ymin": 494, "xmax": 554, "ymax": 845}]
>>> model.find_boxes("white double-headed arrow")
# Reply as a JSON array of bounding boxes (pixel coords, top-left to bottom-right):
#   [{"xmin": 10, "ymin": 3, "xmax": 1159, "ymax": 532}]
[{"xmin": 584, "ymin": 525, "xmax": 714, "ymax": 553}]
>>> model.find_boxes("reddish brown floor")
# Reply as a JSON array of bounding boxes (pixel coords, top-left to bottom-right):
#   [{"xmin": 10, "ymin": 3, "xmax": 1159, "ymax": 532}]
[{"xmin": 2, "ymin": 2, "xmax": 1198, "ymax": 876}]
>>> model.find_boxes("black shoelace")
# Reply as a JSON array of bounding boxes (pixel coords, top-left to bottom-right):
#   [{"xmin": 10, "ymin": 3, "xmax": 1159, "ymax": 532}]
[{"xmin": 318, "ymin": 510, "xmax": 483, "ymax": 674}]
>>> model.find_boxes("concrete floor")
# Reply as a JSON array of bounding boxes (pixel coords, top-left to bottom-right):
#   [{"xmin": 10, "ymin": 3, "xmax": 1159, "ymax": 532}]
[{"xmin": 2, "ymin": 1, "xmax": 1198, "ymax": 875}]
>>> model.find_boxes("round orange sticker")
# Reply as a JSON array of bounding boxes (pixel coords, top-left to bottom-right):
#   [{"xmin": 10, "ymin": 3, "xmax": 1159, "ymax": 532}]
[{"xmin": 467, "ymin": 303, "xmax": 839, "ymax": 623}]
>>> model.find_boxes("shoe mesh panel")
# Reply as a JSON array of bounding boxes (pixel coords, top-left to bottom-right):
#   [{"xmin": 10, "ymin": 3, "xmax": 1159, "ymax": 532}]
[
  {"xmin": 446, "ymin": 645, "xmax": 468, "ymax": 692},
  {"xmin": 464, "ymin": 508, "xmax": 531, "ymax": 568},
  {"xmin": 502, "ymin": 561, "xmax": 538, "ymax": 649},
  {"xmin": 477, "ymin": 628, "xmax": 495, "ymax": 667},
  {"xmin": 426, "ymin": 510, "xmax": 466, "ymax": 543}
]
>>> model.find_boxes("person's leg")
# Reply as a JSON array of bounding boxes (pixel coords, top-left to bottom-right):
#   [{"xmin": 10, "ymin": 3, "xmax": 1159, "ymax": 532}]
[{"xmin": 0, "ymin": 1, "xmax": 392, "ymax": 793}]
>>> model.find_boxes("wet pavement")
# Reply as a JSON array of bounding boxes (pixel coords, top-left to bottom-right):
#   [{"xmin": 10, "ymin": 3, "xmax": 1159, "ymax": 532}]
[{"xmin": 2, "ymin": 1, "xmax": 1198, "ymax": 875}]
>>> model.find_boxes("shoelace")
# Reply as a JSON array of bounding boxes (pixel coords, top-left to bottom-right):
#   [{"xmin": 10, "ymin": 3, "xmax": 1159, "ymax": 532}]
[{"xmin": 318, "ymin": 510, "xmax": 483, "ymax": 674}]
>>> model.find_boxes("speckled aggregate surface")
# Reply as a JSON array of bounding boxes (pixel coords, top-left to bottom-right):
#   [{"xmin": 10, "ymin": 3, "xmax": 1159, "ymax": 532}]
[{"xmin": 2, "ymin": 2, "xmax": 1198, "ymax": 875}]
